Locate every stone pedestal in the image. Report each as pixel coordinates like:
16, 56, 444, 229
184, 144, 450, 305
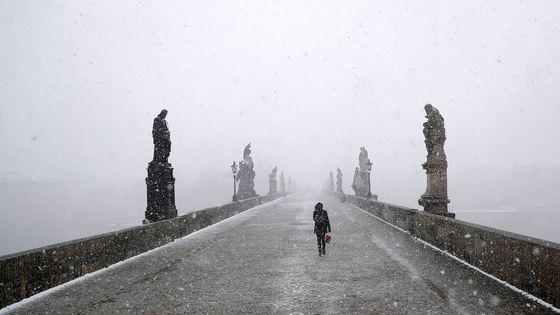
145, 161, 177, 222
352, 170, 372, 198
419, 161, 453, 218
363, 171, 372, 198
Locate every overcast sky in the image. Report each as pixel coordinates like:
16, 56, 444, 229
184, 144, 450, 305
1, 0, 560, 201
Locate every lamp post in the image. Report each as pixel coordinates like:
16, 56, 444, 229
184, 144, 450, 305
231, 161, 238, 202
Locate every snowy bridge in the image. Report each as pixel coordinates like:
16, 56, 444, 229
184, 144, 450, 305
1, 193, 558, 314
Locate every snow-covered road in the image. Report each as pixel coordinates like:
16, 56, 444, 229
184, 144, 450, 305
2, 193, 554, 314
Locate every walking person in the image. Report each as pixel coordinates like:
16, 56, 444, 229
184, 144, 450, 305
313, 202, 331, 256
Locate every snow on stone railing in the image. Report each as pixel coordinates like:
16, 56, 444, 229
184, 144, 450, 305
0, 193, 287, 309
336, 193, 560, 309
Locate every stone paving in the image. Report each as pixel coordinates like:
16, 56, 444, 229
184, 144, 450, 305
2, 193, 555, 314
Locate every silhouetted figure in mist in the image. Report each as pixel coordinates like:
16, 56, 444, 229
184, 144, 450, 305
313, 202, 331, 256
152, 109, 171, 163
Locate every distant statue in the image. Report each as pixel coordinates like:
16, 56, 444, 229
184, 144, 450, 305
145, 109, 177, 223
419, 104, 452, 217
336, 168, 344, 194
237, 143, 257, 199
352, 147, 375, 199
269, 167, 278, 194
152, 109, 171, 163
288, 177, 292, 192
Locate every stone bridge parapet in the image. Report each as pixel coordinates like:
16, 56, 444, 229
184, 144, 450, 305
340, 193, 560, 309
0, 193, 286, 308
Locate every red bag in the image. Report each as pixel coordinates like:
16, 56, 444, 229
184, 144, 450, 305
325, 234, 331, 244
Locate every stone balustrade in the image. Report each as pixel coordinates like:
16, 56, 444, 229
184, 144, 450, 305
340, 193, 560, 308
0, 193, 286, 308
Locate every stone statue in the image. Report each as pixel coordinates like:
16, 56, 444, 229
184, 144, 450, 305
237, 143, 257, 200
145, 109, 177, 223
328, 171, 335, 192
358, 147, 372, 172
269, 167, 278, 194
152, 109, 171, 163
352, 147, 375, 198
419, 104, 453, 217
423, 104, 446, 161
243, 143, 252, 162
336, 167, 344, 194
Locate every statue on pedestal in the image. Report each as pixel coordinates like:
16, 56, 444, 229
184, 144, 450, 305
351, 147, 374, 198
336, 167, 344, 194
269, 167, 278, 194
145, 109, 177, 223
418, 104, 453, 218
237, 143, 257, 200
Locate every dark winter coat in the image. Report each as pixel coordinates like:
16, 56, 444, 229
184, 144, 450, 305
313, 209, 331, 234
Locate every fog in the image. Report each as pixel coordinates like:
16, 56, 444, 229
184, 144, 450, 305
1, 1, 560, 255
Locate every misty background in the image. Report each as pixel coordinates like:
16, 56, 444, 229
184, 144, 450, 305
1, 1, 560, 255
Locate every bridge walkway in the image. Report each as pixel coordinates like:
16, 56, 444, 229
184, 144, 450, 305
3, 193, 553, 314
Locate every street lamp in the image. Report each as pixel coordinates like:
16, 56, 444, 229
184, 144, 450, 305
231, 161, 238, 202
